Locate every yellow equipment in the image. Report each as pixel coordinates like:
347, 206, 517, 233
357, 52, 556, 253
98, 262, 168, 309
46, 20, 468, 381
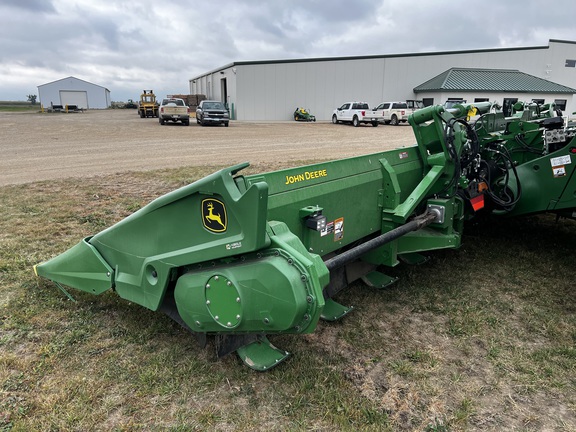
138, 90, 159, 118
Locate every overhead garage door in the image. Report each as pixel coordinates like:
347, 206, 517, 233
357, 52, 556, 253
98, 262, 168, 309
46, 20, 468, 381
60, 90, 88, 109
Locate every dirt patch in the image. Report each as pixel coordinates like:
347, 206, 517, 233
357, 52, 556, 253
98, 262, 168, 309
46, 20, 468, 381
0, 110, 416, 186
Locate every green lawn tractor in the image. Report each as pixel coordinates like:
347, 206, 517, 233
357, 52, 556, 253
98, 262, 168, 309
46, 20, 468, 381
293, 107, 316, 122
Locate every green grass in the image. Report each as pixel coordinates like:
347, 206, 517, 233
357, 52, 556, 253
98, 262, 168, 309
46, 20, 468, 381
1, 167, 575, 431
0, 106, 39, 113
0, 101, 39, 112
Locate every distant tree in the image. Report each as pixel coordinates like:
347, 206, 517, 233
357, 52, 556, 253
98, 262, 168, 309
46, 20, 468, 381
27, 94, 37, 105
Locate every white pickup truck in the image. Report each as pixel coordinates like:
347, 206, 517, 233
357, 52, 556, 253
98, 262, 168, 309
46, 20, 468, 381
331, 102, 383, 127
159, 98, 190, 126
374, 101, 409, 125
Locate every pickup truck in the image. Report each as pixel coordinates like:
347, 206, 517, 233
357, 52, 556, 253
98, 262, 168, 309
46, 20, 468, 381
196, 100, 230, 127
331, 102, 382, 127
159, 98, 190, 126
406, 99, 424, 113
373, 101, 409, 126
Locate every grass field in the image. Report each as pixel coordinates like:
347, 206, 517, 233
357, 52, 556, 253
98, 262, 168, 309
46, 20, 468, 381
0, 101, 40, 113
0, 166, 575, 431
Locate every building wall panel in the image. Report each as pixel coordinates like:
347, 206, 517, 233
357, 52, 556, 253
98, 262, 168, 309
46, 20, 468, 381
190, 40, 576, 121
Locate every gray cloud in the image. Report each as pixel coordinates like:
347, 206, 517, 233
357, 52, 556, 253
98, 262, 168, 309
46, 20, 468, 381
2, 0, 56, 13
1, 0, 576, 102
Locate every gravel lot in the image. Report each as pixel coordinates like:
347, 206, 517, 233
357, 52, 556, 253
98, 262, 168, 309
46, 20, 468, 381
0, 109, 416, 186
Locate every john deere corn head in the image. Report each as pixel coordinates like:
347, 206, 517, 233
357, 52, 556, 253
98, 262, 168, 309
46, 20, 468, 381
35, 101, 576, 370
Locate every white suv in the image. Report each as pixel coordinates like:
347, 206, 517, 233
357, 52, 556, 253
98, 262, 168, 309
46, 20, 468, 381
374, 101, 409, 125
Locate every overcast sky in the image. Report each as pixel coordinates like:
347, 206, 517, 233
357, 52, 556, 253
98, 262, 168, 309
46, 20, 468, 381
3, 0, 576, 103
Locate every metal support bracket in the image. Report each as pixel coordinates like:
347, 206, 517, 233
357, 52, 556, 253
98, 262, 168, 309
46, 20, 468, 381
236, 336, 290, 371
320, 298, 354, 321
398, 252, 430, 265
361, 271, 399, 289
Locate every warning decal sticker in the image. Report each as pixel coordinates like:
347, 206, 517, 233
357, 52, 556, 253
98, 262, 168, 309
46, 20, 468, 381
550, 155, 572, 167
334, 217, 344, 241
553, 166, 567, 177
550, 155, 571, 178
321, 221, 334, 237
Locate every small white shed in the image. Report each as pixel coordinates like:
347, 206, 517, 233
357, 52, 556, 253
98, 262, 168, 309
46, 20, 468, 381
38, 76, 111, 110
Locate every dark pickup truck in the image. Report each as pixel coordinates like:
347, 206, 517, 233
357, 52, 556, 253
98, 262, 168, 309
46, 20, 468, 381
196, 100, 230, 127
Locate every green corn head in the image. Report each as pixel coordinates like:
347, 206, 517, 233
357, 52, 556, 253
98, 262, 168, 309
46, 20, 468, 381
35, 101, 576, 370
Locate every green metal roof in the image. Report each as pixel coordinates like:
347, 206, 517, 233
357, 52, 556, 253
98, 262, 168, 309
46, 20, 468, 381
414, 68, 576, 94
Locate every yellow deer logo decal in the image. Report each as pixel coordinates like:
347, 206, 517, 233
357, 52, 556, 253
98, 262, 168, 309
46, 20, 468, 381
202, 198, 227, 233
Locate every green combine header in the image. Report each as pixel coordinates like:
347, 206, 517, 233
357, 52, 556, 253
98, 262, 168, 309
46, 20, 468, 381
35, 101, 576, 370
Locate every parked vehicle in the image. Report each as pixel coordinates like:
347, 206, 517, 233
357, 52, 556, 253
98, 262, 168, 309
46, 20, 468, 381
374, 101, 409, 125
159, 98, 190, 126
294, 107, 316, 122
138, 90, 159, 118
406, 100, 424, 113
125, 99, 138, 109
196, 100, 230, 127
443, 99, 467, 110
331, 102, 383, 127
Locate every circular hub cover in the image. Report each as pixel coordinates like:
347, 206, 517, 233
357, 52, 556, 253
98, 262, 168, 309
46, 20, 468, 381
204, 275, 242, 329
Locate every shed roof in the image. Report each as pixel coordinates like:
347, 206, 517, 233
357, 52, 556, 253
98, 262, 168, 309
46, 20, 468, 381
38, 76, 110, 92
414, 68, 576, 94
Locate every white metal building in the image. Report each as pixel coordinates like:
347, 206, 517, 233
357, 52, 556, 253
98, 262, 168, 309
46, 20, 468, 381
38, 76, 111, 110
189, 39, 576, 121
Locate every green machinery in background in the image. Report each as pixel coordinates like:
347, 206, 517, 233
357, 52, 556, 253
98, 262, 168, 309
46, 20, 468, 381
35, 101, 576, 370
293, 107, 316, 122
